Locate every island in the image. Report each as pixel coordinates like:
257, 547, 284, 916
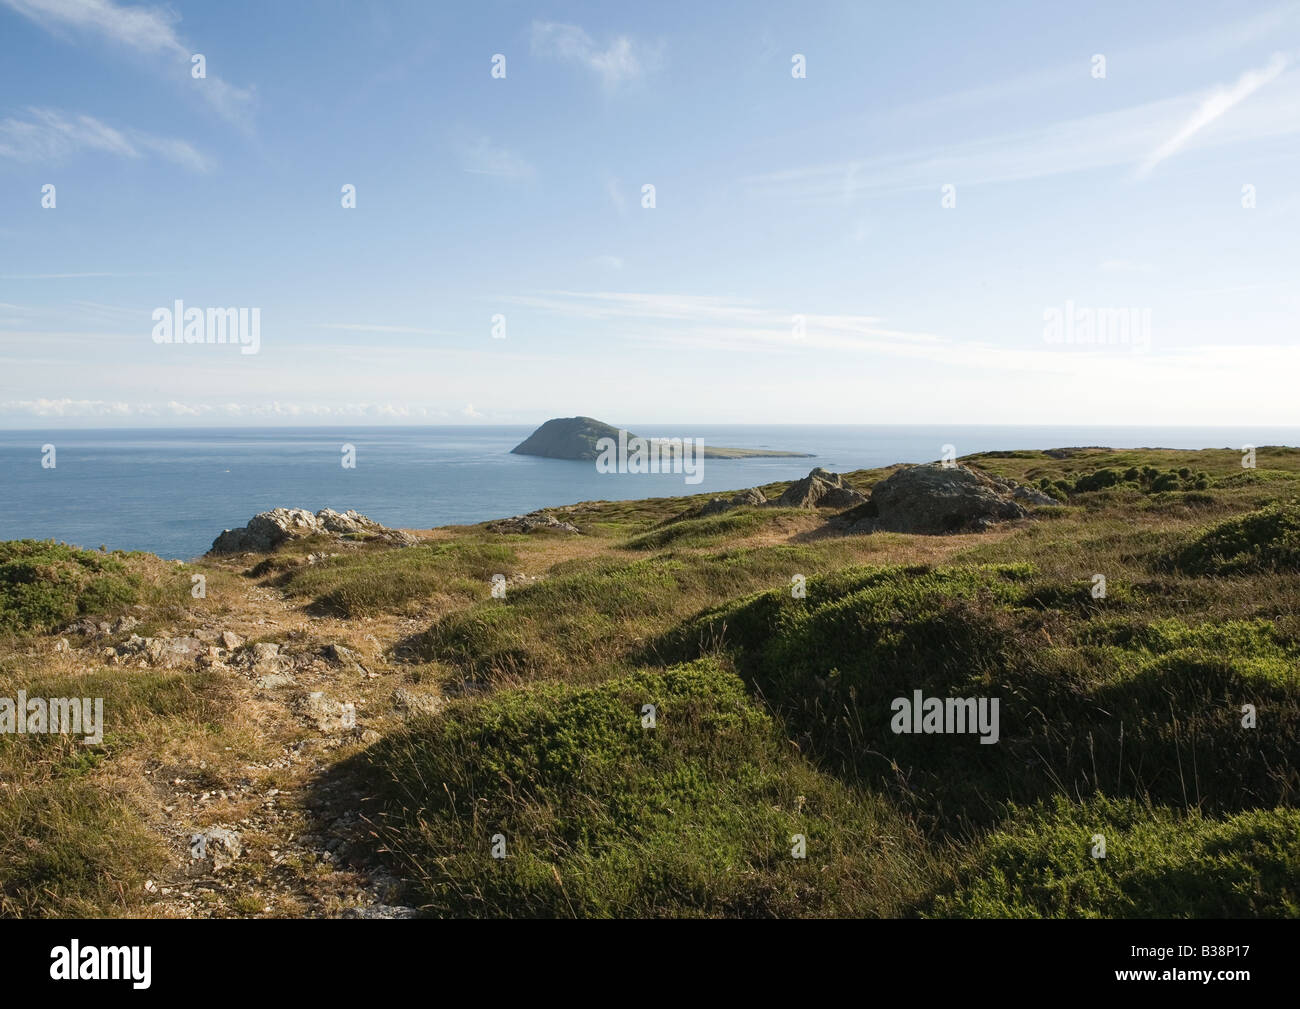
509, 416, 814, 460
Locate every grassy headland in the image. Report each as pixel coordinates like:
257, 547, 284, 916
2, 445, 1298, 917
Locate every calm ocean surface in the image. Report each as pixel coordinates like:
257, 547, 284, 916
3, 425, 1297, 559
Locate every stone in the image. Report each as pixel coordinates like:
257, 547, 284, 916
323, 643, 363, 668
699, 487, 768, 516
392, 687, 444, 719
208, 507, 417, 554
297, 692, 353, 733
485, 510, 581, 534
220, 630, 244, 650
118, 635, 204, 668
774, 467, 868, 509
844, 463, 1036, 534
340, 905, 422, 919
197, 827, 243, 869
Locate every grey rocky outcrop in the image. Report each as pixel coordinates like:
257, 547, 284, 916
119, 634, 205, 668
844, 463, 1044, 534
699, 487, 768, 516
209, 507, 417, 554
775, 468, 867, 509
484, 510, 581, 534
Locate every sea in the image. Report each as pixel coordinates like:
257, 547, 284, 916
2, 425, 1297, 560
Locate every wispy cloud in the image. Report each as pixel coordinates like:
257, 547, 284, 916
744, 64, 1300, 202
0, 398, 473, 419
1136, 53, 1291, 177
0, 107, 210, 170
315, 322, 461, 336
1098, 259, 1157, 274
1, 0, 256, 127
504, 290, 943, 354
455, 136, 534, 179
530, 21, 657, 90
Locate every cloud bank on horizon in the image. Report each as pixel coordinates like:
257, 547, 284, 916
2, 0, 1298, 427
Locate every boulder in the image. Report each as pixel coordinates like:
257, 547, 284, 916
775, 468, 867, 509
485, 510, 581, 534
845, 463, 1035, 534
699, 487, 768, 516
209, 508, 417, 554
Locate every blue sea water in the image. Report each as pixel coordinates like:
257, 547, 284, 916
1, 425, 1297, 559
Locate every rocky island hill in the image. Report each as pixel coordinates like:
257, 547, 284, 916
510, 416, 814, 460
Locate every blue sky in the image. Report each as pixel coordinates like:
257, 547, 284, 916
2, 0, 1298, 427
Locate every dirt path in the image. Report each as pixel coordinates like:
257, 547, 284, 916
95, 571, 439, 918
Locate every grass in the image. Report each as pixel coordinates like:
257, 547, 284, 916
358, 661, 935, 917
280, 541, 520, 617
0, 665, 231, 917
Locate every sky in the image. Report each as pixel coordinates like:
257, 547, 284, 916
1, 0, 1298, 428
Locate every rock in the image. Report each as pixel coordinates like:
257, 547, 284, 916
118, 634, 204, 668
1011, 484, 1060, 506
485, 510, 581, 534
54, 638, 69, 652
297, 692, 354, 733
197, 827, 243, 869
241, 641, 283, 676
392, 687, 444, 719
340, 905, 421, 919
256, 673, 297, 689
775, 468, 867, 509
208, 507, 416, 554
64, 614, 139, 639
844, 463, 1034, 534
699, 487, 768, 516
220, 630, 244, 650
323, 643, 363, 668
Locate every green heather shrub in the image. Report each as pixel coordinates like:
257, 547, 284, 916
662, 566, 1300, 825
927, 796, 1300, 918
360, 661, 931, 917
0, 540, 140, 634
1065, 466, 1213, 498
1172, 503, 1300, 575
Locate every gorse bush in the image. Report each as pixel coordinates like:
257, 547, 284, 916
1065, 466, 1211, 496
0, 540, 140, 634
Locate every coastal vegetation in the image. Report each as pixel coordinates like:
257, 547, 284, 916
2, 445, 1298, 917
